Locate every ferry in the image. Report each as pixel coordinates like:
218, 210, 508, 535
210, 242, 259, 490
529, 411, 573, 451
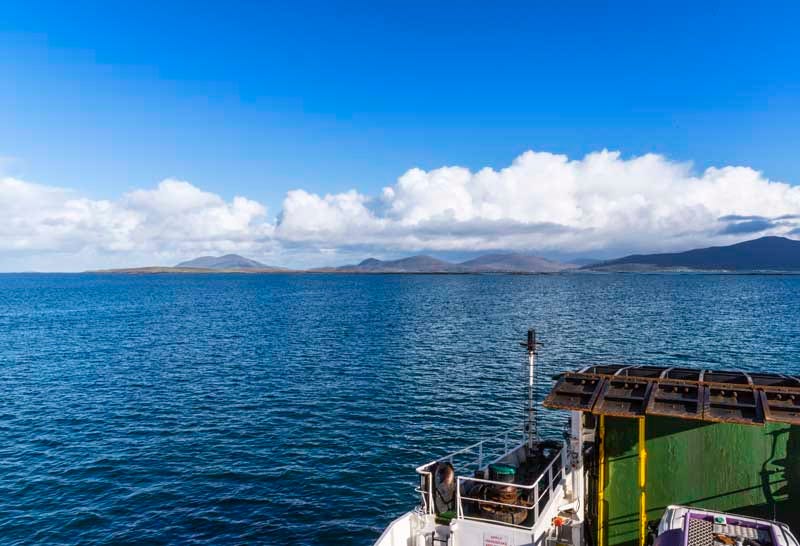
375, 330, 800, 546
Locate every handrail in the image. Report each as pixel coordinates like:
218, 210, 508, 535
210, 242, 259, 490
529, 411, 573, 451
458, 495, 532, 511
455, 443, 567, 530
415, 427, 525, 474
415, 427, 526, 515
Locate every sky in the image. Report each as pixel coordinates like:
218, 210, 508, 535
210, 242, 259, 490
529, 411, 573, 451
2, 1, 800, 271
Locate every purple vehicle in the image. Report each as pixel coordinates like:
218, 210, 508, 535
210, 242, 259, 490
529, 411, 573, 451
655, 506, 799, 546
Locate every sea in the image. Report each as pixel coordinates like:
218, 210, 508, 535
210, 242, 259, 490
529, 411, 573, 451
1, 273, 799, 545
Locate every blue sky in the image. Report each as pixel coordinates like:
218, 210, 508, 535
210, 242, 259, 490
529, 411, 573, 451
2, 1, 800, 270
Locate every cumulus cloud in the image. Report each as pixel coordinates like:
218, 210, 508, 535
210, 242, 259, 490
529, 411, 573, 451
2, 149, 800, 270
276, 189, 383, 241
276, 150, 800, 254
0, 177, 274, 267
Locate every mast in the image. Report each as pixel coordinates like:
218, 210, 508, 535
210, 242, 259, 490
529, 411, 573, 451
520, 329, 542, 451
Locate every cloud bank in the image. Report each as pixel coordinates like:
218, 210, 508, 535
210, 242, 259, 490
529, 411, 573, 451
0, 178, 274, 270
3, 149, 800, 270
275, 150, 800, 256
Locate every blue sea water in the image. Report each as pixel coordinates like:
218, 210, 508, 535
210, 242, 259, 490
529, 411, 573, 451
1, 273, 799, 545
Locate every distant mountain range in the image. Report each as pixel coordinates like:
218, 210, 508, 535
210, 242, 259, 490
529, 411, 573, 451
93, 254, 286, 274
311, 253, 575, 273
584, 236, 800, 272
460, 253, 571, 273
94, 252, 575, 274
176, 254, 279, 270
90, 236, 800, 274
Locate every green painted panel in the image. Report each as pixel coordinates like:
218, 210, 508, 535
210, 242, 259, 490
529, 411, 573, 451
644, 416, 800, 531
601, 415, 800, 546
603, 417, 640, 546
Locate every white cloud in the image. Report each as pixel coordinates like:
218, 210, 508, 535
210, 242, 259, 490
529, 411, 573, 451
276, 189, 383, 241
276, 150, 800, 254
2, 149, 800, 270
122, 179, 272, 250
0, 177, 274, 270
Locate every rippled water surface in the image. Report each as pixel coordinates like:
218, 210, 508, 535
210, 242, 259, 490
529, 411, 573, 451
1, 273, 799, 545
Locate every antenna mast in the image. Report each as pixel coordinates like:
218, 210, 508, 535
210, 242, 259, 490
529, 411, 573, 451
520, 329, 543, 452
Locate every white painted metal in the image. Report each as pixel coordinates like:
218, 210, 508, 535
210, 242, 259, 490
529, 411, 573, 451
374, 512, 434, 546
376, 428, 586, 546
565, 411, 586, 546
528, 350, 535, 451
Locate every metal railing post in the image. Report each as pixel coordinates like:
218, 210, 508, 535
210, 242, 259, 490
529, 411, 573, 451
456, 478, 463, 519
428, 473, 435, 515
534, 482, 540, 521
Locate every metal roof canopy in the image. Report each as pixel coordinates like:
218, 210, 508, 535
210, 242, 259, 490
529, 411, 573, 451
542, 365, 800, 426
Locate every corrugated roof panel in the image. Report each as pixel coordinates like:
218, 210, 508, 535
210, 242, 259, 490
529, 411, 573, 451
760, 389, 800, 425
704, 371, 752, 385
750, 373, 800, 388
580, 364, 629, 375
618, 366, 664, 379
663, 368, 703, 382
542, 373, 604, 411
645, 381, 704, 420
703, 385, 763, 425
592, 378, 652, 418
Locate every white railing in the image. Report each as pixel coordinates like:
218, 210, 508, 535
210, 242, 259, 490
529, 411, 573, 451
415, 428, 526, 516
456, 444, 566, 529
456, 445, 566, 529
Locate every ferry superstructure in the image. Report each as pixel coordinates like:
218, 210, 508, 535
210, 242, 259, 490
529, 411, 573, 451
376, 331, 800, 546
